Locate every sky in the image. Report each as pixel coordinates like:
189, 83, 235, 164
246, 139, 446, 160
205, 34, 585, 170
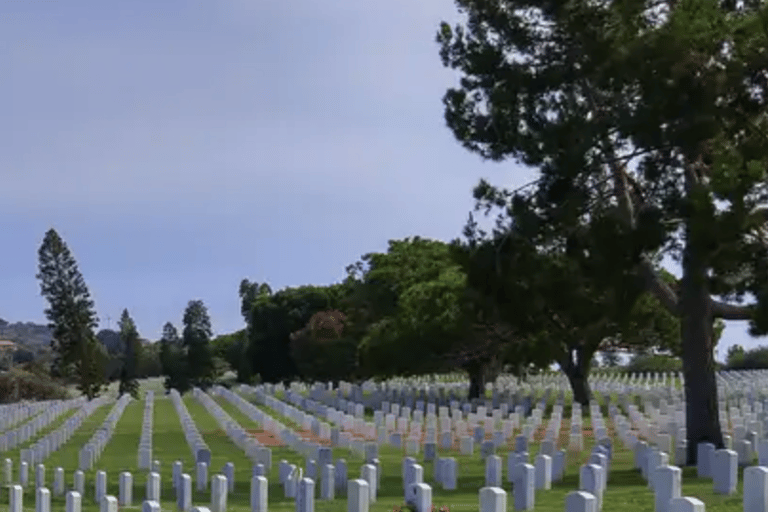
1, 0, 762, 361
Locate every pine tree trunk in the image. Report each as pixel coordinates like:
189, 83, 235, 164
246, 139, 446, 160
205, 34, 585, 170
681, 244, 724, 465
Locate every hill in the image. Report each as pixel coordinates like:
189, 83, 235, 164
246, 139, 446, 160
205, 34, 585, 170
0, 318, 52, 347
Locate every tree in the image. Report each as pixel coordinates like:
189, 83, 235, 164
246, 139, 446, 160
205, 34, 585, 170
245, 285, 343, 383
452, 221, 684, 405
726, 344, 746, 367
351, 237, 535, 397
239, 280, 272, 323
36, 228, 105, 399
289, 310, 359, 384
159, 321, 190, 393
182, 300, 214, 389
117, 309, 141, 399
437, 0, 768, 463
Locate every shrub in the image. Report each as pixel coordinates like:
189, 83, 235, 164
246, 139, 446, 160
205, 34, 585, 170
0, 367, 70, 403
726, 346, 768, 370
624, 354, 682, 373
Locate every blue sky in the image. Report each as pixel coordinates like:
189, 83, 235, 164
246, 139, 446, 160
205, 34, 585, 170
1, 0, 761, 360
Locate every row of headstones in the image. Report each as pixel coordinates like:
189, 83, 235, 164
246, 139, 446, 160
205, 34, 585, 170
254, 378, 610, 486
218, 386, 344, 465
191, 388, 263, 458
6, 470, 228, 512
255, 383, 575, 469
193, 388, 283, 470
0, 398, 84, 453
3, 449, 714, 512
339, 369, 665, 396
138, 391, 155, 470
168, 389, 212, 466
248, 389, 340, 440
637, 444, 768, 512
278, 384, 577, 460
268, 385, 522, 451
212, 386, 334, 474
278, 382, 569, 448
79, 395, 132, 471
248, 386, 412, 460
0, 400, 56, 433
211, 387, 287, 437
289, 372, 611, 412
19, 396, 107, 468
6, 458, 369, 512
240, 384, 604, 509
1, 473, 645, 512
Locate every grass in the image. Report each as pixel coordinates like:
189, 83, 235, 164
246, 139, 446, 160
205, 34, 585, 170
0, 378, 746, 511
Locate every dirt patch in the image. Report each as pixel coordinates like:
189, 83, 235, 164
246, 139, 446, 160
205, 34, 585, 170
204, 428, 334, 448
205, 428, 284, 447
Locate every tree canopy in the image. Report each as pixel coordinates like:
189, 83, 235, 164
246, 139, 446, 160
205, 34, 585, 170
36, 229, 105, 400
436, 0, 768, 462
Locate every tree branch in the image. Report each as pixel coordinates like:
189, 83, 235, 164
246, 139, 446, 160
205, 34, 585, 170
711, 300, 754, 320
579, 79, 683, 316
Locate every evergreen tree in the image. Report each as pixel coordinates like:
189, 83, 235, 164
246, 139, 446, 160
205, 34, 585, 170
117, 309, 141, 398
36, 228, 105, 399
159, 321, 190, 393
182, 300, 214, 389
436, 0, 768, 463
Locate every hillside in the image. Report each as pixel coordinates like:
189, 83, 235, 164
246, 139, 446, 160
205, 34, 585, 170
0, 318, 148, 353
0, 318, 52, 347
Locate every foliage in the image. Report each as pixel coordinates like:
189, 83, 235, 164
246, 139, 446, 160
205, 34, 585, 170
451, 221, 681, 403
210, 330, 249, 382
159, 321, 190, 393
239, 279, 272, 323
117, 309, 141, 399
725, 345, 768, 370
353, 239, 487, 377
289, 310, 357, 383
625, 354, 683, 374
436, 0, 768, 458
76, 335, 108, 399
36, 228, 105, 399
136, 341, 162, 378
245, 284, 346, 383
182, 300, 215, 390
0, 367, 70, 403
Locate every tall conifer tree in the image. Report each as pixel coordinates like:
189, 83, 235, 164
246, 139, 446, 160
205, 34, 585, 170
36, 228, 105, 399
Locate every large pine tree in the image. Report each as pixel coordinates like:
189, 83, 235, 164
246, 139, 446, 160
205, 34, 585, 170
36, 228, 105, 399
182, 300, 214, 389
118, 309, 141, 398
436, 0, 768, 463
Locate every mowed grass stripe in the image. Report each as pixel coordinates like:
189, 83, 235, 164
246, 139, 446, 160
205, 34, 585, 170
151, 396, 197, 509
91, 399, 144, 500
44, 401, 114, 478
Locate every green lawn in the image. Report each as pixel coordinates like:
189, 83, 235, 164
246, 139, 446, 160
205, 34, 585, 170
0, 380, 746, 511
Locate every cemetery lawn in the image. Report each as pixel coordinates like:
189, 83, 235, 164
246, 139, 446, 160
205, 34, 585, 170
0, 384, 744, 512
